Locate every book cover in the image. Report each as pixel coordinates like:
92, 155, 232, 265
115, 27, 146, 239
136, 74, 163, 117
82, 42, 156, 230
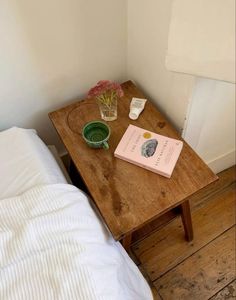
114, 124, 183, 178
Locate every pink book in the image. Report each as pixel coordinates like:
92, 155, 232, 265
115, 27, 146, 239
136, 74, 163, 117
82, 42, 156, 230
114, 124, 183, 178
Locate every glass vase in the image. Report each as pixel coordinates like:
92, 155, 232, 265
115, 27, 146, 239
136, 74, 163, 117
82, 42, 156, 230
97, 97, 117, 121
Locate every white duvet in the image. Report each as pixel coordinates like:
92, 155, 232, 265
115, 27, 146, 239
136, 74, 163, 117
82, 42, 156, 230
0, 184, 152, 300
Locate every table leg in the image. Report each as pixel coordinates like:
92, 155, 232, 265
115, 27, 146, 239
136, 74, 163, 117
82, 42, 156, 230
180, 200, 193, 242
121, 233, 132, 252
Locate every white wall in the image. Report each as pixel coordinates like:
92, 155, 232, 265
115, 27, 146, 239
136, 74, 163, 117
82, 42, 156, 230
166, 0, 235, 83
127, 0, 235, 173
0, 0, 127, 152
127, 0, 195, 131
183, 79, 235, 173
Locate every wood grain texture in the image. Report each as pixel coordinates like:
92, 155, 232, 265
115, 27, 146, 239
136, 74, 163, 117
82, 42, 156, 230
210, 280, 236, 300
121, 233, 132, 252
132, 209, 179, 243
189, 165, 236, 210
154, 227, 236, 300
49, 80, 218, 241
131, 166, 235, 245
133, 186, 236, 280
180, 200, 193, 241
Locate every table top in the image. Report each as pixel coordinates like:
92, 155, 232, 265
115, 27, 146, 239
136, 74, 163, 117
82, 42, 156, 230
49, 81, 218, 241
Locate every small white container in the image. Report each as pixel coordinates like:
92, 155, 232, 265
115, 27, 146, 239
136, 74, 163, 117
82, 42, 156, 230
129, 97, 147, 120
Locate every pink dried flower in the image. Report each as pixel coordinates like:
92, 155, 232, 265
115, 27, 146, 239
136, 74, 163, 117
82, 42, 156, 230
87, 80, 124, 100
110, 82, 124, 98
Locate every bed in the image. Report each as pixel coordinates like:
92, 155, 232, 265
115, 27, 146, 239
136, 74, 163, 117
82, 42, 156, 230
0, 127, 153, 300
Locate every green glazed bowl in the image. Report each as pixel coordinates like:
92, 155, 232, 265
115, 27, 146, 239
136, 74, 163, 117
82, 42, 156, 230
82, 121, 110, 149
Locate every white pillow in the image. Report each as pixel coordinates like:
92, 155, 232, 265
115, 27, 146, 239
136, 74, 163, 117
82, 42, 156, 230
0, 127, 67, 199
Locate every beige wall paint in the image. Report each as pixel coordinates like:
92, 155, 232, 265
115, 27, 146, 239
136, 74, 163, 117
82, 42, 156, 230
127, 0, 195, 131
166, 0, 235, 83
127, 0, 235, 172
0, 0, 127, 152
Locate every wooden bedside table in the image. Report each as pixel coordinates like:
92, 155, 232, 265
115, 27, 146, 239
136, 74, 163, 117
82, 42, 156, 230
49, 81, 218, 251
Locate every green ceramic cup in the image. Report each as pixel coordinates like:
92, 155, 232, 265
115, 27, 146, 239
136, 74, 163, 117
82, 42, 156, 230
82, 121, 110, 149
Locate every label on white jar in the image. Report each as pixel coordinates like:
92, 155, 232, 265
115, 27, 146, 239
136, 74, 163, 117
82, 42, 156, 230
129, 98, 147, 120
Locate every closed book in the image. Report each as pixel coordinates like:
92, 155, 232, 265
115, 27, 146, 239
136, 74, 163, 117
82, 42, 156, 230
114, 124, 183, 178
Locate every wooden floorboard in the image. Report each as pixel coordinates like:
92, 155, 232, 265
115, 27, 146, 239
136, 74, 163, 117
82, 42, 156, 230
189, 166, 236, 210
133, 185, 235, 280
209, 279, 236, 300
154, 227, 235, 300
130, 166, 236, 299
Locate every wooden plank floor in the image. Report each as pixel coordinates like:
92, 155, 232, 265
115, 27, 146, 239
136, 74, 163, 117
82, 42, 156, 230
131, 166, 236, 300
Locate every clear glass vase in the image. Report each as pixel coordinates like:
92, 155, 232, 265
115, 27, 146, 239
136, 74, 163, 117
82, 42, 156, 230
97, 97, 117, 121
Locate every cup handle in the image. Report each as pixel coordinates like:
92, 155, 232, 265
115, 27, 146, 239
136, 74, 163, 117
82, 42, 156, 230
102, 141, 109, 149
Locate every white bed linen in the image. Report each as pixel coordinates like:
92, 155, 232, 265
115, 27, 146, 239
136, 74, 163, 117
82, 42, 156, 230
0, 184, 152, 300
0, 127, 67, 199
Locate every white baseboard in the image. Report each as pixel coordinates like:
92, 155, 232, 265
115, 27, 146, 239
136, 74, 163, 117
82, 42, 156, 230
207, 149, 236, 174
